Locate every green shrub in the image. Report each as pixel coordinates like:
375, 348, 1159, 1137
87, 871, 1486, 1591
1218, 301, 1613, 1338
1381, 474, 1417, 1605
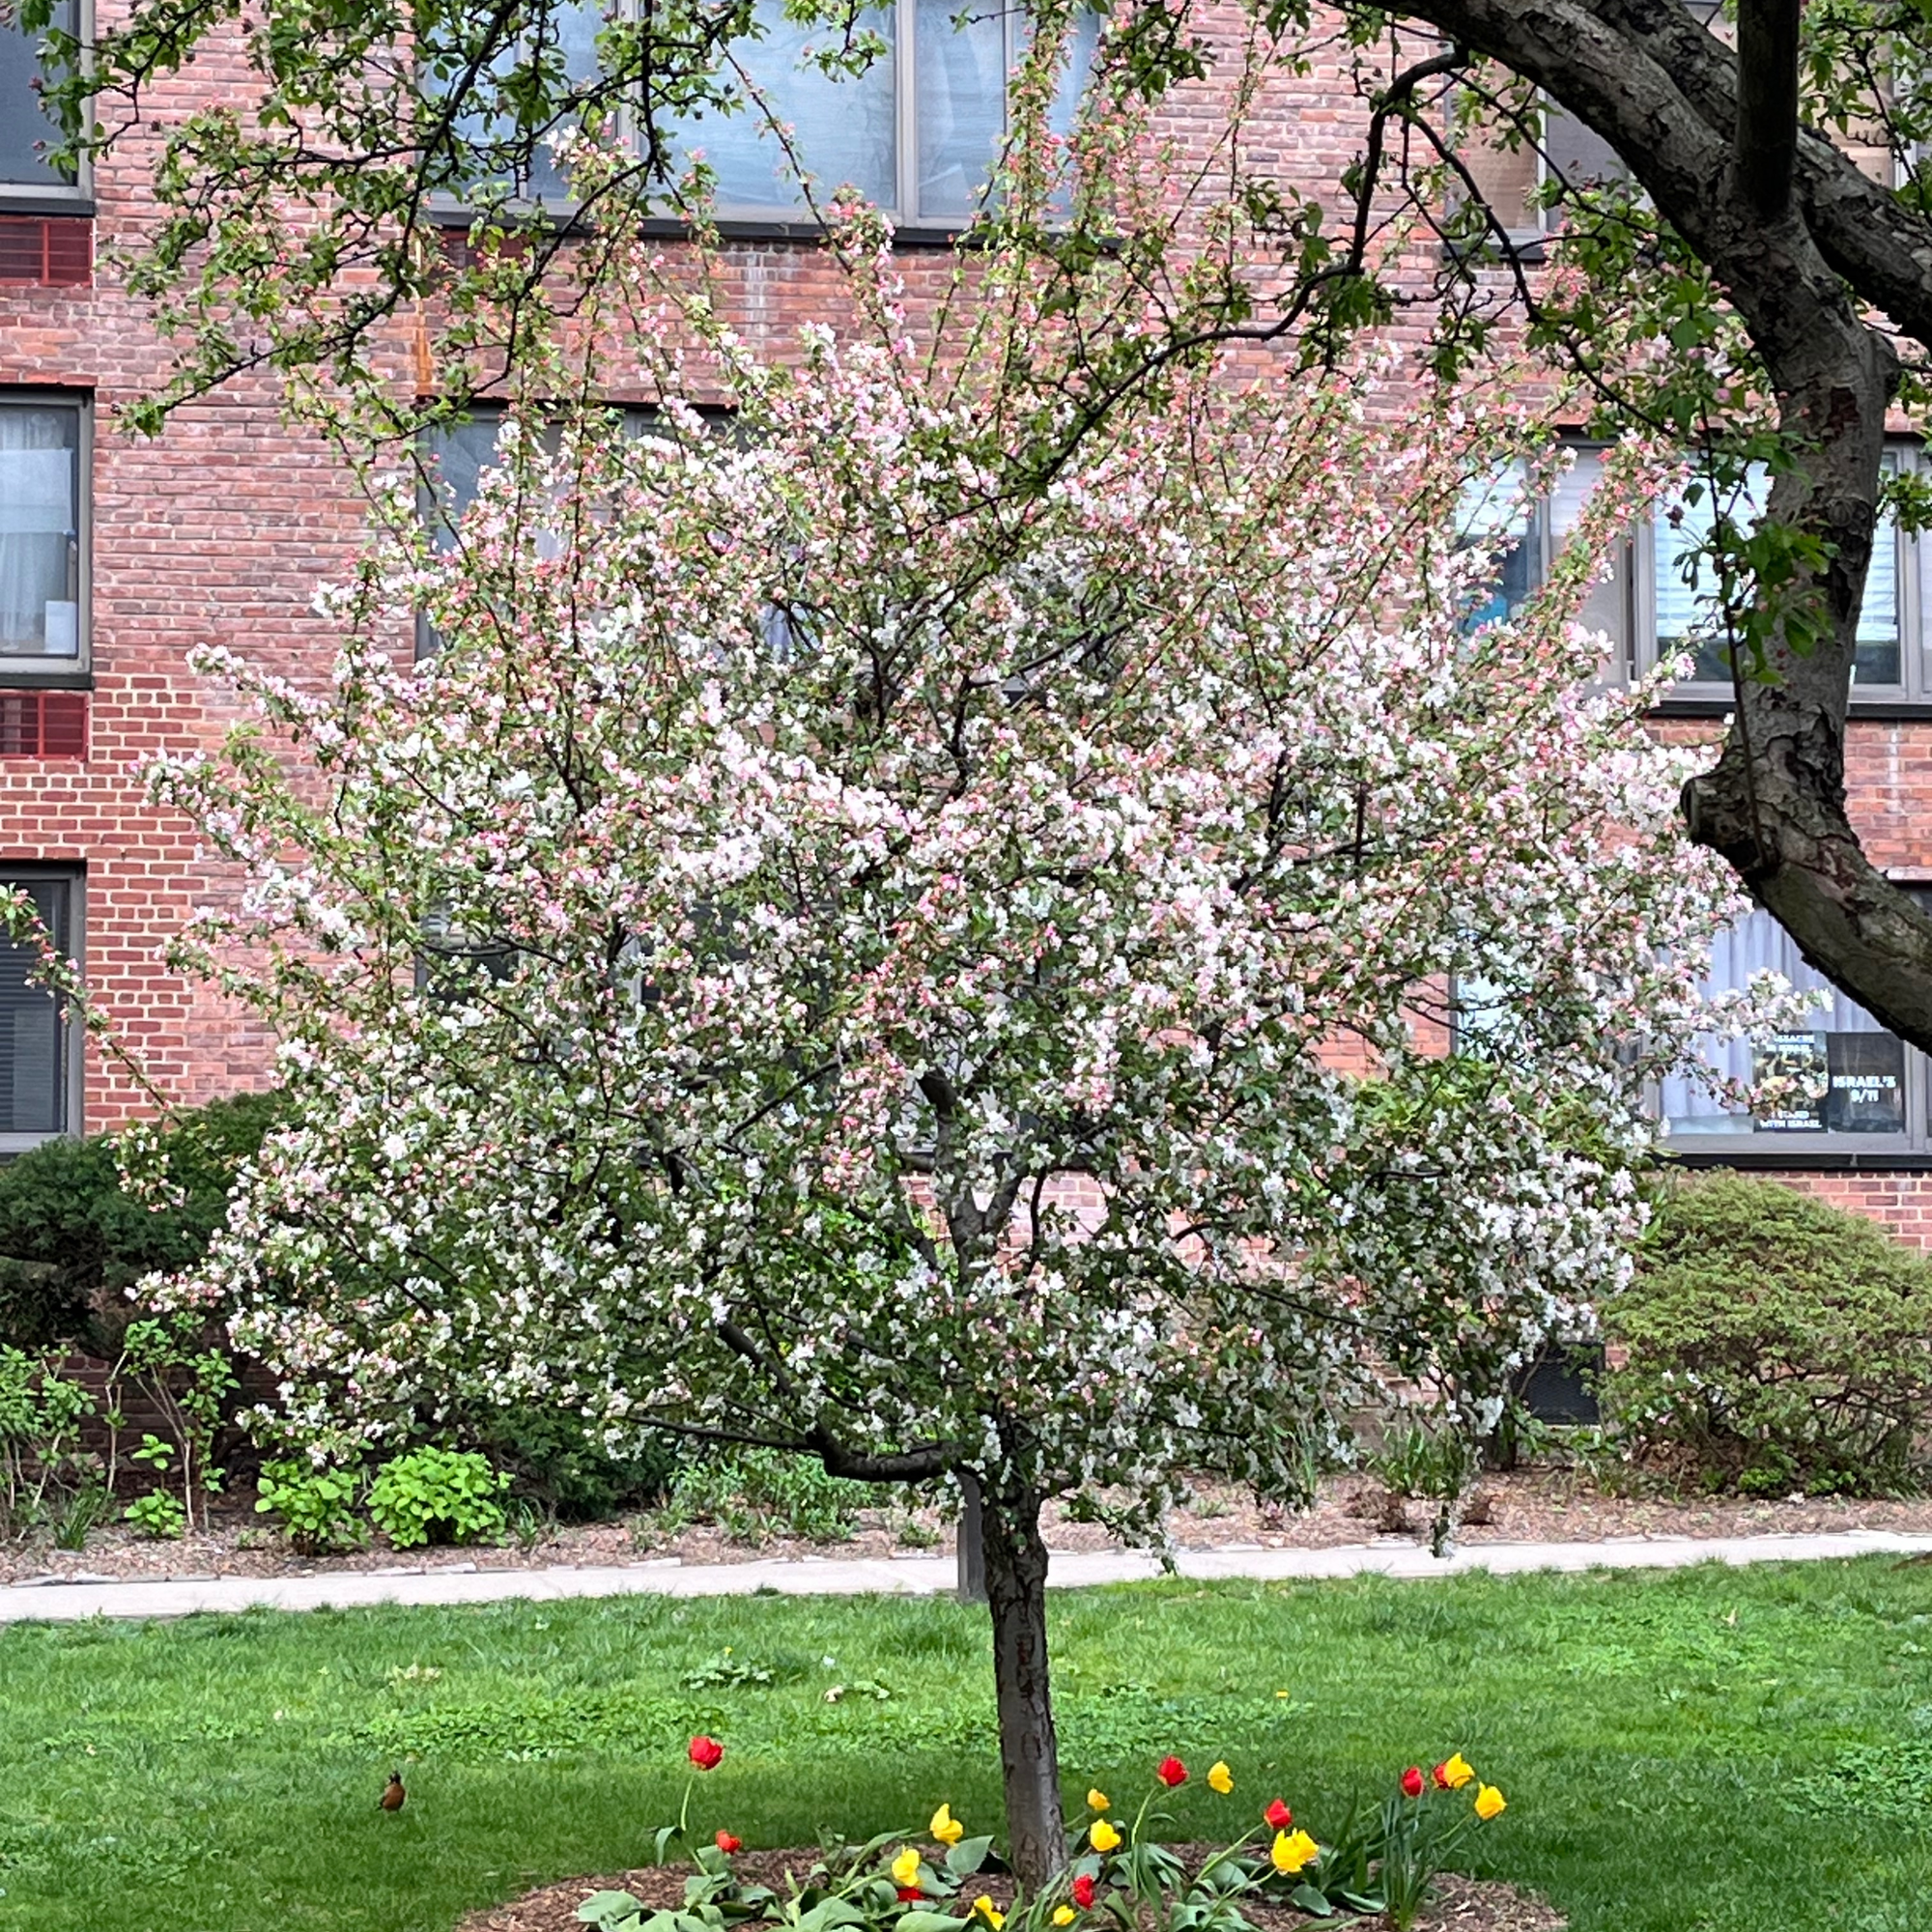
1600, 1174, 1932, 1495
367, 1446, 511, 1548
0, 1092, 284, 1350
663, 1446, 874, 1544
255, 1458, 367, 1554
470, 1406, 679, 1523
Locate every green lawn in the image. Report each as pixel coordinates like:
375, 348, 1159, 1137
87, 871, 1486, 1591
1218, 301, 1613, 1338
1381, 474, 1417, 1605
0, 1560, 1927, 1931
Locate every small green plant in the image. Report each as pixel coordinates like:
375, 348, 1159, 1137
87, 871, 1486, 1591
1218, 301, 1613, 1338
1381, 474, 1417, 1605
1369, 1419, 1483, 1557
367, 1446, 512, 1548
681, 1647, 775, 1691
52, 1484, 113, 1551
111, 1317, 236, 1533
0, 1346, 98, 1538
125, 1488, 187, 1539
255, 1458, 366, 1555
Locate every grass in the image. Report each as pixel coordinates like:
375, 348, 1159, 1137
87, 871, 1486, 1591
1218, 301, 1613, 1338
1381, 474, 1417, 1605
0, 1559, 1928, 1931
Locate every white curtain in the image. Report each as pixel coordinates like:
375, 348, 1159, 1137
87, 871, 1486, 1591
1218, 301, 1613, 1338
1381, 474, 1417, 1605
915, 0, 1007, 219
1661, 907, 1899, 1136
671, 1, 896, 212
1655, 464, 1899, 683
0, 408, 78, 658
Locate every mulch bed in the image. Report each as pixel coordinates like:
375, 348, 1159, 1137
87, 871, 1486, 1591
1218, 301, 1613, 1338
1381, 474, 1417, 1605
453, 1850, 1564, 1932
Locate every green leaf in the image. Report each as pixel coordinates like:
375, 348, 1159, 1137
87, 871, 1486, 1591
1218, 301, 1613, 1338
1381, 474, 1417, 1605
575, 1893, 644, 1927
895, 1913, 971, 1932
945, 1836, 993, 1878
1288, 1885, 1333, 1917
793, 1899, 867, 1932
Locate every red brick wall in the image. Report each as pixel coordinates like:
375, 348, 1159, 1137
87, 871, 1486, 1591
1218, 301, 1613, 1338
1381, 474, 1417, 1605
5, 5, 1932, 1245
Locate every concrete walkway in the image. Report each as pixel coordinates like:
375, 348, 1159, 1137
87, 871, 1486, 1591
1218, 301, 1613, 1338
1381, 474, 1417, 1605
3, 1527, 1929, 1625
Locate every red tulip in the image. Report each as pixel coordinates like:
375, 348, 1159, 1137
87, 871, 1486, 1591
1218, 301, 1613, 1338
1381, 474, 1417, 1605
1401, 1767, 1425, 1799
1071, 1877, 1096, 1911
897, 1889, 923, 1903
1431, 1762, 1451, 1790
715, 1831, 742, 1854
1264, 1799, 1293, 1831
1156, 1756, 1188, 1787
689, 1734, 724, 1771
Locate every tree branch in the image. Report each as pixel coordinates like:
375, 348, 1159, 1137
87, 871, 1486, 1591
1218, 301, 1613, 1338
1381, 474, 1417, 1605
1735, 0, 1801, 219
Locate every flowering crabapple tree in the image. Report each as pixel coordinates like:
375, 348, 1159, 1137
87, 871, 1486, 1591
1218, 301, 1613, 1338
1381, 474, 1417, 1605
134, 231, 1762, 1878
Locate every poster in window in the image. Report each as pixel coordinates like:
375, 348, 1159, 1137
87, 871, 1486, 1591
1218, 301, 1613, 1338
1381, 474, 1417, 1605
1753, 1032, 1829, 1132
1825, 1031, 1907, 1134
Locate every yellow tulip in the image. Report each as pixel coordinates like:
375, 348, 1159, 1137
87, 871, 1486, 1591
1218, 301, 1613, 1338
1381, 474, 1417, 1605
891, 1849, 922, 1889
1474, 1784, 1507, 1822
1207, 1761, 1234, 1795
930, 1804, 965, 1848
1089, 1819, 1122, 1854
1053, 1911, 1075, 1927
1269, 1829, 1319, 1876
1439, 1752, 1475, 1791
973, 1897, 1005, 1931
1087, 1788, 1110, 1813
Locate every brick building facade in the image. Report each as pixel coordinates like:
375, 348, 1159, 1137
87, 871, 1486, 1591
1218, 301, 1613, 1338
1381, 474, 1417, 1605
3, 3, 1931, 1236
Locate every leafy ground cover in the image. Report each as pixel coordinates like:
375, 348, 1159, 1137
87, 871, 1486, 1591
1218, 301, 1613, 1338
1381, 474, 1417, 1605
0, 1561, 1925, 1932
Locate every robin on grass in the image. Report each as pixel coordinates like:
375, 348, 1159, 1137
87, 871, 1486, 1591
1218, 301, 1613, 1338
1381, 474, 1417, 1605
380, 1772, 406, 1812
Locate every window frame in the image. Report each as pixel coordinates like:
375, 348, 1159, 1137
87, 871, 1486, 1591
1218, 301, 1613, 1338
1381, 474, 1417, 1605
0, 865, 82, 1153
0, 389, 91, 686
0, 0, 92, 211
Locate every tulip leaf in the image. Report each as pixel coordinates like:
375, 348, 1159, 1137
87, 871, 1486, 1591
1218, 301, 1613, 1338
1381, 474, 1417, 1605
945, 1837, 994, 1877
896, 1912, 972, 1932
576, 1894, 644, 1928
793, 1900, 868, 1932
1288, 1885, 1334, 1917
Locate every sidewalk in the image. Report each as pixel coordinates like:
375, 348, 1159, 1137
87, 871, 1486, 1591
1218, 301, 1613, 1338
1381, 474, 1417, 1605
4, 1527, 1929, 1625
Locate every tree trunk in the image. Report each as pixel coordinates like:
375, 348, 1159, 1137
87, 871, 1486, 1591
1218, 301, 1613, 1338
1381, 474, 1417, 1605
980, 1480, 1065, 1890
957, 1468, 988, 1605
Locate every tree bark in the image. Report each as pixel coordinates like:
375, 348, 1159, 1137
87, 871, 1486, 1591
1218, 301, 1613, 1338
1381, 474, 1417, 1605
957, 1467, 988, 1605
980, 1478, 1065, 1890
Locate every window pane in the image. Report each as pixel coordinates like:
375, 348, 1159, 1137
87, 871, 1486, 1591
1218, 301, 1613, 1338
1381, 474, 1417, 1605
1455, 460, 1535, 628
916, 0, 1006, 221
1549, 447, 1626, 652
0, 880, 69, 1136
0, 0, 74, 186
434, 0, 605, 203
1655, 464, 1900, 685
0, 405, 80, 658
419, 413, 505, 552
673, 1, 896, 212
1044, 9, 1101, 141
1660, 906, 1908, 1138
523, 0, 607, 203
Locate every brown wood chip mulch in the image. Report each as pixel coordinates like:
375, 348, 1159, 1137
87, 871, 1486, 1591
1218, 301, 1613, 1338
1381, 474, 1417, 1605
454, 1850, 1564, 1932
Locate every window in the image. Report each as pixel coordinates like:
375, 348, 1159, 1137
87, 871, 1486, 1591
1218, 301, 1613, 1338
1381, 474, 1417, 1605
1453, 445, 1630, 673
1, 0, 80, 199
673, 0, 1096, 223
1658, 903, 1927, 1151
435, 0, 1096, 223
1463, 439, 1929, 703
0, 395, 85, 676
0, 870, 78, 1148
1642, 458, 1915, 696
